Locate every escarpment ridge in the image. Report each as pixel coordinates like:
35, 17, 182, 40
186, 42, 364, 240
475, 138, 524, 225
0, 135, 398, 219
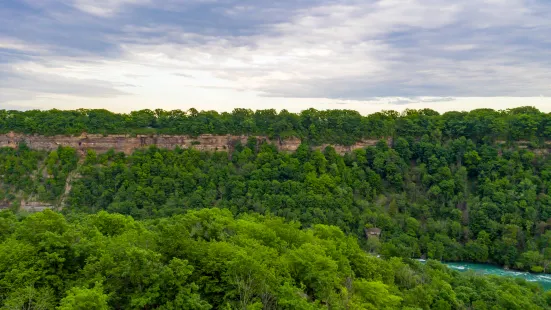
0, 132, 385, 155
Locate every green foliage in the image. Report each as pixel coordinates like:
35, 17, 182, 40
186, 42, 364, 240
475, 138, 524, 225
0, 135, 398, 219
0, 209, 547, 309
58, 283, 109, 310
47, 129, 551, 275
5, 120, 551, 274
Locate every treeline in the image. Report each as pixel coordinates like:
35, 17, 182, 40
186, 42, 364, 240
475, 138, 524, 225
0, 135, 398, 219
1, 106, 551, 145
0, 209, 547, 309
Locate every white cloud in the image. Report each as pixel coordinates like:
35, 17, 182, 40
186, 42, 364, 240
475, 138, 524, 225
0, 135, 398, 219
95, 0, 550, 99
70, 0, 151, 17
2, 0, 551, 112
0, 37, 48, 53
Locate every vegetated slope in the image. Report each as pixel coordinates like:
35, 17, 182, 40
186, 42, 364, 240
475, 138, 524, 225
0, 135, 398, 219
2, 106, 551, 308
0, 209, 547, 309
3, 130, 551, 275
0, 145, 78, 209
63, 137, 551, 274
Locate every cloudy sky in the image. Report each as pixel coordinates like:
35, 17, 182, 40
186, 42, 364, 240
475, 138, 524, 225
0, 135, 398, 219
1, 0, 551, 114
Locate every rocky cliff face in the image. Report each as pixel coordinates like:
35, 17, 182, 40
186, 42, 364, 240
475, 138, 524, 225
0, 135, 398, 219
0, 132, 385, 155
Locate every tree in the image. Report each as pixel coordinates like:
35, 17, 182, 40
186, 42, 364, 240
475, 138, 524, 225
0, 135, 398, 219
58, 284, 109, 310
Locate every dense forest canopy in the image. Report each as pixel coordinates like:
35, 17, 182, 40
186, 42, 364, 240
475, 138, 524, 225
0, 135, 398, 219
0, 209, 548, 309
0, 106, 550, 145
3, 106, 551, 308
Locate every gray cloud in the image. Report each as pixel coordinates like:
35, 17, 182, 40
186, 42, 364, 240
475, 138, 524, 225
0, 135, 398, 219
0, 70, 127, 99
247, 0, 551, 98
1, 0, 551, 104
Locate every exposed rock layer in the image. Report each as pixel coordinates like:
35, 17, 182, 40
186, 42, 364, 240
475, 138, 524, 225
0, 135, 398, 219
0, 132, 385, 155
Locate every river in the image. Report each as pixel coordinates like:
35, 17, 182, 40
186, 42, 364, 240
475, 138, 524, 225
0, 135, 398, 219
441, 261, 551, 290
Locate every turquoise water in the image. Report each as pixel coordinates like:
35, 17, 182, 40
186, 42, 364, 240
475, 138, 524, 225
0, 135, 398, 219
442, 261, 551, 290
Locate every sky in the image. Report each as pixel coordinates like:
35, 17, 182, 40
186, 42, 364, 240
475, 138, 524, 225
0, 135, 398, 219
1, 0, 551, 114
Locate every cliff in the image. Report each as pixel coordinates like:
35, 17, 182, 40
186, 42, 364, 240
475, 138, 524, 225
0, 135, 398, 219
0, 132, 385, 155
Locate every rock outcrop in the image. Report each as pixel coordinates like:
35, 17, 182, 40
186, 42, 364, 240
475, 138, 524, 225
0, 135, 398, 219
20, 200, 53, 212
0, 132, 386, 155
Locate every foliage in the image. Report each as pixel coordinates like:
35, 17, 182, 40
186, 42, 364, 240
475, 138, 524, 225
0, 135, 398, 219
0, 209, 547, 309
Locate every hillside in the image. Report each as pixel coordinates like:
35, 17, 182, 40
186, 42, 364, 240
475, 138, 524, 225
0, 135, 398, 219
2, 209, 547, 309
2, 107, 551, 308
1, 124, 551, 273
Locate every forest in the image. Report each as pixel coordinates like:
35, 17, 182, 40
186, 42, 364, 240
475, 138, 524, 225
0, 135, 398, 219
1, 209, 547, 309
2, 106, 551, 308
